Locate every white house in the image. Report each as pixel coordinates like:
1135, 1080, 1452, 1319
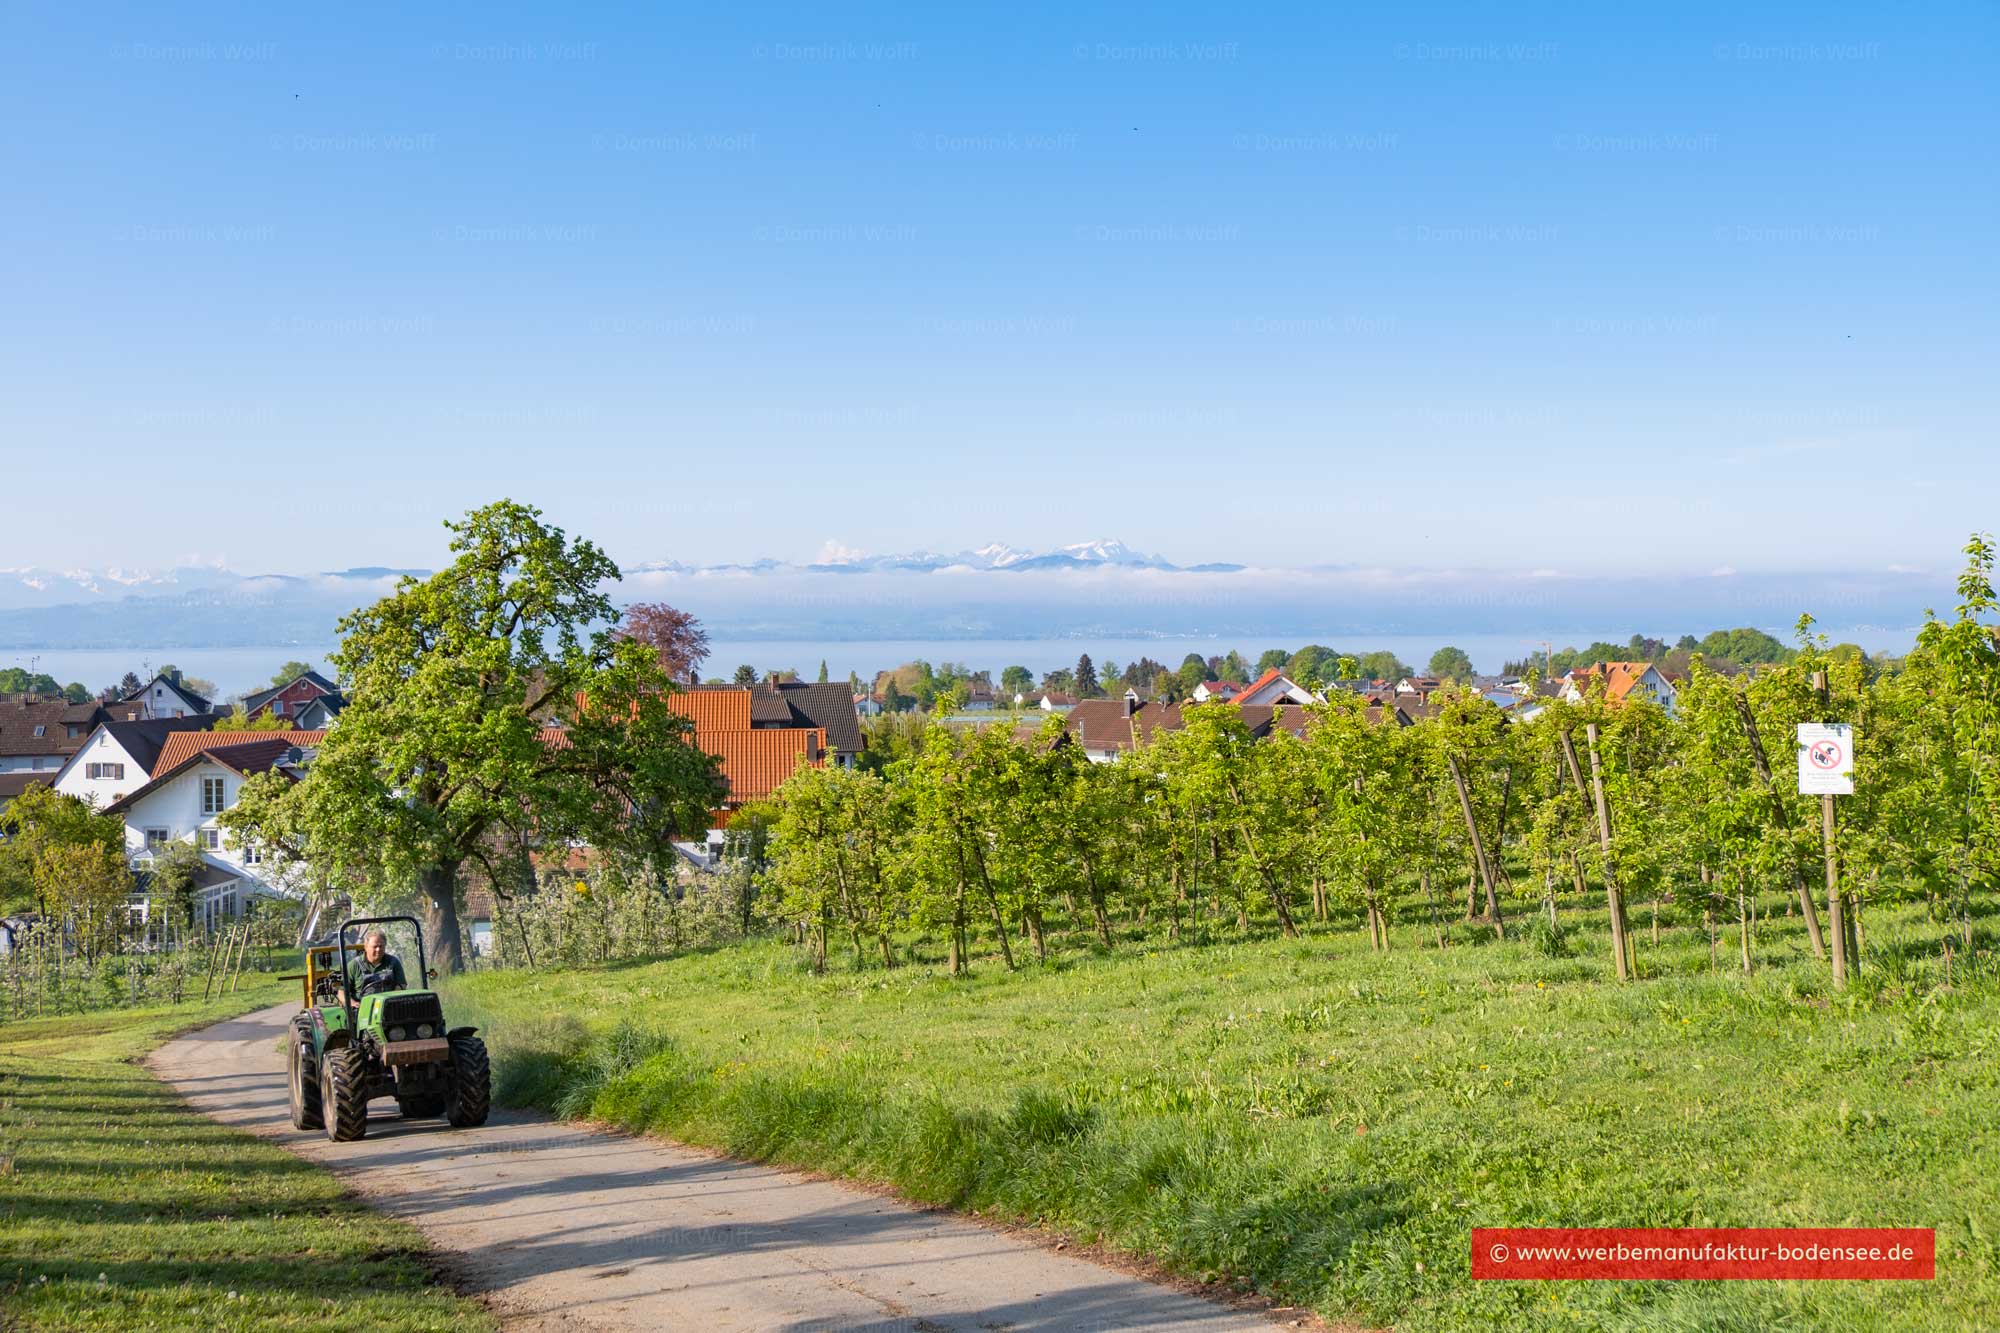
1558, 661, 1678, 715
52, 717, 216, 811
1232, 669, 1316, 707
103, 736, 313, 928
122, 672, 212, 720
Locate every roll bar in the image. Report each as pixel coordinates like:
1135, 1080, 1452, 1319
335, 915, 428, 1017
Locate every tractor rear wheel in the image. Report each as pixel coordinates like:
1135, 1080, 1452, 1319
287, 1015, 323, 1131
446, 1034, 490, 1128
320, 1046, 369, 1142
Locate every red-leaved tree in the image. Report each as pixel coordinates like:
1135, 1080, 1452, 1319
618, 602, 711, 683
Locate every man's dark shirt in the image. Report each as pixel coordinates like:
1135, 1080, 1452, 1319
346, 952, 407, 998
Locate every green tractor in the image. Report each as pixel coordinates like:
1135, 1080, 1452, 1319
284, 915, 490, 1142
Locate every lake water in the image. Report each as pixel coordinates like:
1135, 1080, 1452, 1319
4, 626, 1922, 699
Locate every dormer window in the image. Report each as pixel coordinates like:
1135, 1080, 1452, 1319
31, 725, 45, 737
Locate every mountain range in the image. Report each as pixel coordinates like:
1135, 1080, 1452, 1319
0, 544, 1946, 651
626, 538, 1244, 578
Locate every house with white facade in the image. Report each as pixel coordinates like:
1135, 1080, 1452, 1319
121, 672, 212, 720
52, 716, 217, 810
1559, 661, 1678, 715
103, 736, 314, 928
1230, 668, 1317, 707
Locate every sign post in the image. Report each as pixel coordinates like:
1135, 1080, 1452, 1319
1799, 677, 1855, 987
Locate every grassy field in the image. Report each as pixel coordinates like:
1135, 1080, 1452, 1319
447, 892, 1998, 1331
0, 978, 493, 1331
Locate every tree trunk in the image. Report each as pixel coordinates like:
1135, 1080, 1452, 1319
420, 862, 466, 976
1421, 865, 1445, 949
1739, 876, 1752, 974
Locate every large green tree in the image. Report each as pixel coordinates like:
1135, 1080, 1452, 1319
224, 501, 723, 973
1427, 645, 1475, 682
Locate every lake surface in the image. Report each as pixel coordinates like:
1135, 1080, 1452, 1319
5, 626, 1923, 699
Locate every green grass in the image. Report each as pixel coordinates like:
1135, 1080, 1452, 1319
446, 894, 1999, 1331
0, 978, 493, 1331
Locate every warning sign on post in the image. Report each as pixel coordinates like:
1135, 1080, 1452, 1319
1797, 723, 1855, 795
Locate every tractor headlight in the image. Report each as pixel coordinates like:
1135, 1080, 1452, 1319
388, 1026, 407, 1041
416, 1024, 434, 1039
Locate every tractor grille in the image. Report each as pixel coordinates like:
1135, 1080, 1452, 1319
380, 993, 444, 1031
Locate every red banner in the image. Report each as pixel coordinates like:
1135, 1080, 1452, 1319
1471, 1228, 1934, 1281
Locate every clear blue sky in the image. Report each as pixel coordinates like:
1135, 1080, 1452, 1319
3, 2, 1993, 577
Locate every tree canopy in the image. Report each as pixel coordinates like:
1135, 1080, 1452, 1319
223, 500, 725, 972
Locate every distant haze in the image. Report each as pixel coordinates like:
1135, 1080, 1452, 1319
0, 540, 1946, 679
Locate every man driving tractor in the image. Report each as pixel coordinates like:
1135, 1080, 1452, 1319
341, 927, 407, 1001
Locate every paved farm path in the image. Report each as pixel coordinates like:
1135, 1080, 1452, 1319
153, 1003, 1291, 1332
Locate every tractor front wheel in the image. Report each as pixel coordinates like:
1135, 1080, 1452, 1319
320, 1046, 369, 1142
446, 1034, 490, 1128
287, 1015, 322, 1131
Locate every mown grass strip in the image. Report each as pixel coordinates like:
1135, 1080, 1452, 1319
0, 982, 493, 1331
446, 903, 1998, 1332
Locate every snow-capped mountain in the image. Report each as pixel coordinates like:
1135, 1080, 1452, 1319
0, 565, 237, 609
772, 539, 1203, 574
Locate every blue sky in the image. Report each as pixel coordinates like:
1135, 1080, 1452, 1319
2, 1, 1993, 577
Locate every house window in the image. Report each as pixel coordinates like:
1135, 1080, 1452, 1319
203, 828, 221, 850
144, 828, 170, 852
87, 762, 126, 781
201, 776, 227, 814
273, 700, 287, 716
243, 842, 262, 865
66, 725, 79, 739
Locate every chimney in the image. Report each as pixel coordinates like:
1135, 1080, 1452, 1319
1122, 695, 1136, 719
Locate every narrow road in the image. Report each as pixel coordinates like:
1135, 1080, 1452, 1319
153, 1004, 1287, 1332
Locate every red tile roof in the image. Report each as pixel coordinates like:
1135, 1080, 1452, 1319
702, 728, 825, 802
153, 729, 326, 776
664, 689, 754, 732
604, 687, 830, 806
1566, 661, 1657, 703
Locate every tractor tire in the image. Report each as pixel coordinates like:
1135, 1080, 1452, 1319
287, 1015, 323, 1131
446, 1034, 490, 1128
319, 1046, 369, 1142
398, 1095, 448, 1120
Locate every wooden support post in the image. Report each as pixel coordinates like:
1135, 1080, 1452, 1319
1824, 794, 1845, 989
1584, 723, 1630, 982
229, 922, 251, 993
1732, 690, 1827, 960
1446, 754, 1505, 938
1813, 670, 1847, 991
199, 927, 224, 1001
